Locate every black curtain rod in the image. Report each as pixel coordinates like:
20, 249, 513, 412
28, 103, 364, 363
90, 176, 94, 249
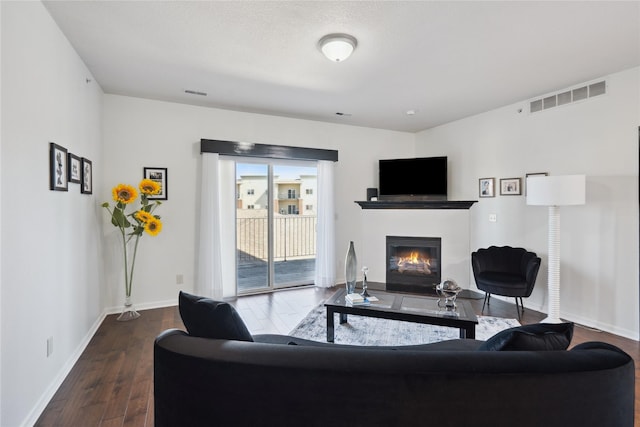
200, 139, 338, 162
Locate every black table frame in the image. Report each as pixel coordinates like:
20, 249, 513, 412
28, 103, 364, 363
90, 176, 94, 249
325, 288, 478, 343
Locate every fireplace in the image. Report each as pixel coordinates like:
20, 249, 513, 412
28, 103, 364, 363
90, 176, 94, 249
386, 236, 441, 295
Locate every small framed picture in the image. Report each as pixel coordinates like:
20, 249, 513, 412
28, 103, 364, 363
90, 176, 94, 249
525, 172, 548, 195
49, 142, 68, 191
500, 178, 522, 196
81, 158, 93, 194
68, 153, 82, 184
143, 167, 168, 200
479, 178, 495, 198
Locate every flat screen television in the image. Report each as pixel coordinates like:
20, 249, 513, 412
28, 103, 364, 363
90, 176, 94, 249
378, 156, 447, 199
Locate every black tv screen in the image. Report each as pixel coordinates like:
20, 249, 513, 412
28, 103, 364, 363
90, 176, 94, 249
379, 157, 447, 198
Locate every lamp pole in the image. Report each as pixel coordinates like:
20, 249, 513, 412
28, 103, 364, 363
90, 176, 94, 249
544, 205, 561, 323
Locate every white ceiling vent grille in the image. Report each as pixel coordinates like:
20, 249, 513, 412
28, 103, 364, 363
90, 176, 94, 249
530, 80, 606, 113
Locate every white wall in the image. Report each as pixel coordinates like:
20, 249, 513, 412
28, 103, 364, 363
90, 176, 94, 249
3, 3, 637, 425
101, 95, 415, 309
1, 2, 104, 426
415, 67, 640, 339
0, 2, 4, 422
360, 210, 471, 286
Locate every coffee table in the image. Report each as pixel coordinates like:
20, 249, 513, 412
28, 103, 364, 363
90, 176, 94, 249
324, 288, 478, 343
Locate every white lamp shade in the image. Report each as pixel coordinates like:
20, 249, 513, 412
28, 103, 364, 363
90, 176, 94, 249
526, 175, 586, 206
319, 34, 357, 62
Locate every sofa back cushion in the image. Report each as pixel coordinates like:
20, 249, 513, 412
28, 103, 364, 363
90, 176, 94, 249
478, 322, 573, 351
178, 291, 253, 342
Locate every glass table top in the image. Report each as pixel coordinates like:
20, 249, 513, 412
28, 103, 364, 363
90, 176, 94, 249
326, 288, 476, 322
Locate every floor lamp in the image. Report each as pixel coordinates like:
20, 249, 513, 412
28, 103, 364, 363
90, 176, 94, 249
526, 175, 585, 324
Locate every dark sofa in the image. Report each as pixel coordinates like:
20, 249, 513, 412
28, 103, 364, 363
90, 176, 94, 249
154, 292, 634, 426
154, 331, 634, 427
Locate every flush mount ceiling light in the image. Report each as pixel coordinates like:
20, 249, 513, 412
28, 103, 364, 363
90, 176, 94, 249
318, 33, 357, 62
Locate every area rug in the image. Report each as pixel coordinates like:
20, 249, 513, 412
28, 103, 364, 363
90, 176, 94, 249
289, 304, 520, 346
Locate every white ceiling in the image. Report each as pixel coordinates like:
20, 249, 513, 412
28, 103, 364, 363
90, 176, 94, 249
43, 1, 640, 133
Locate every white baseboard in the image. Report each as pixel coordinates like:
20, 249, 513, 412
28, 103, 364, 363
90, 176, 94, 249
478, 293, 639, 341
103, 298, 177, 315
559, 311, 640, 341
22, 298, 179, 427
513, 299, 639, 341
22, 309, 108, 427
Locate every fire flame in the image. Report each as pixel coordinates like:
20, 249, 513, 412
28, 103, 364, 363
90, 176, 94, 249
397, 252, 429, 266
396, 252, 431, 274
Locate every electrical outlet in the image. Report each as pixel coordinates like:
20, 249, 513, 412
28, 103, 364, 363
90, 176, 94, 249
176, 274, 184, 285
47, 336, 53, 357
489, 213, 497, 223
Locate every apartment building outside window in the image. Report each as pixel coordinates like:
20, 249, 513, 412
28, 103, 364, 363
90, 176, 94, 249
236, 162, 317, 294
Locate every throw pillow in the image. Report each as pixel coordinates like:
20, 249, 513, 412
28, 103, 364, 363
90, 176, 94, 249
178, 291, 253, 342
478, 322, 574, 351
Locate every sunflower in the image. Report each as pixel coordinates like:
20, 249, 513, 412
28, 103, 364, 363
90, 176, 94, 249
103, 180, 164, 306
144, 218, 163, 236
139, 179, 161, 196
134, 210, 153, 223
112, 184, 138, 204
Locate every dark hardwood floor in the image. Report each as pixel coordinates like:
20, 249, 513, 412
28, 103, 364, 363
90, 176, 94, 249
35, 286, 639, 426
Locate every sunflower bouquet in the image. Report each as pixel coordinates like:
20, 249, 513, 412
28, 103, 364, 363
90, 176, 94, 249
102, 179, 163, 320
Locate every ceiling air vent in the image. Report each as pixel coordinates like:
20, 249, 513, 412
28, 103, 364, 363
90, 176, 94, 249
529, 80, 606, 113
185, 89, 207, 96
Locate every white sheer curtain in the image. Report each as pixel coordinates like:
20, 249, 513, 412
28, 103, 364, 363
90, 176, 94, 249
314, 160, 336, 287
196, 153, 224, 299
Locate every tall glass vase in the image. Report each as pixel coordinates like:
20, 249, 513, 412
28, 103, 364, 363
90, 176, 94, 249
345, 241, 358, 294
117, 295, 140, 321
116, 236, 141, 322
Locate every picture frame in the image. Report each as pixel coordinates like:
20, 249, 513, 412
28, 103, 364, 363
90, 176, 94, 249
68, 153, 82, 184
143, 167, 168, 200
500, 178, 522, 196
525, 172, 548, 195
49, 142, 68, 191
479, 177, 495, 198
81, 158, 93, 194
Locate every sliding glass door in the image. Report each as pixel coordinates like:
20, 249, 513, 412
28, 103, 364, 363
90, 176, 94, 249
236, 163, 269, 293
236, 161, 317, 294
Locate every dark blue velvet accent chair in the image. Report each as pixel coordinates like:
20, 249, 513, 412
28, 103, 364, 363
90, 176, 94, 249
471, 246, 541, 319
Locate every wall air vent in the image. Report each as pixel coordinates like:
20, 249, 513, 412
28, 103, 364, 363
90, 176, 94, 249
529, 80, 606, 113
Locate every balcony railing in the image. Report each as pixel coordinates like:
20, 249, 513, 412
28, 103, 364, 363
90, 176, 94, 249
277, 193, 298, 200
236, 215, 317, 263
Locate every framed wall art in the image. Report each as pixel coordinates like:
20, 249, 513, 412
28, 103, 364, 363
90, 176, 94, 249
49, 142, 68, 191
68, 153, 82, 184
81, 158, 93, 194
143, 167, 168, 200
479, 177, 495, 198
500, 178, 521, 196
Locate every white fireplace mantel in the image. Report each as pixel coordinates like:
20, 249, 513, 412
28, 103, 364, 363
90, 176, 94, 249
358, 209, 471, 289
356, 200, 476, 210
